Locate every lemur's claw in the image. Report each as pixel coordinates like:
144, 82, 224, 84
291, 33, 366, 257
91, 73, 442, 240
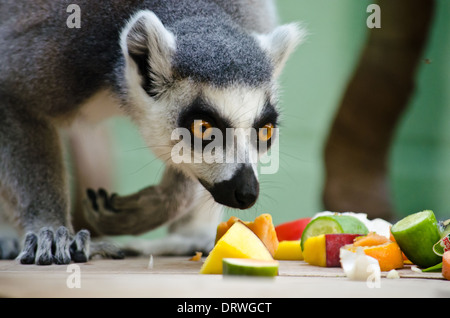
86, 188, 118, 213
17, 227, 90, 265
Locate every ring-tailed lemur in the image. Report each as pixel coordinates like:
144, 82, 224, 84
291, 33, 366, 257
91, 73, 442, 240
0, 0, 304, 264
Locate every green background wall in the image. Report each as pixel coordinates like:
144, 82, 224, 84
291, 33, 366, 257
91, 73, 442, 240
106, 0, 450, 239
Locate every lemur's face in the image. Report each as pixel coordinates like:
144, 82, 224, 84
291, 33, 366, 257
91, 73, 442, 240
121, 11, 304, 209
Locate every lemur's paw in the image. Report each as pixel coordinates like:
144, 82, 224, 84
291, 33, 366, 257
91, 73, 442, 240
0, 236, 20, 260
86, 188, 118, 214
17, 227, 90, 265
90, 241, 126, 260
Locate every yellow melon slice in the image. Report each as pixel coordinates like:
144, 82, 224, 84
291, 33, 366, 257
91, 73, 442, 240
215, 214, 279, 256
200, 222, 273, 274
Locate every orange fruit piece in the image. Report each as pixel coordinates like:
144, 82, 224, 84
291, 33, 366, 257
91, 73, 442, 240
346, 233, 404, 271
189, 251, 202, 261
443, 251, 450, 281
216, 216, 240, 244
215, 214, 279, 256
354, 232, 388, 247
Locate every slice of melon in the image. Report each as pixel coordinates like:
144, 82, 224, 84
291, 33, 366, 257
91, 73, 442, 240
222, 258, 279, 277
200, 222, 273, 274
215, 214, 279, 256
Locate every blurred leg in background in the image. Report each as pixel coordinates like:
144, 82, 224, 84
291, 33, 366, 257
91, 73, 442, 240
323, 0, 435, 221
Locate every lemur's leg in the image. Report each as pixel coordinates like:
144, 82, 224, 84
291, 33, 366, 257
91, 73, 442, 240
323, 0, 434, 221
84, 166, 201, 236
0, 106, 89, 264
123, 187, 223, 256
65, 119, 114, 236
0, 205, 20, 260
64, 119, 125, 259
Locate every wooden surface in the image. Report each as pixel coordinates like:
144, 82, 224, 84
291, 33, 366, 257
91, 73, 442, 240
0, 256, 448, 298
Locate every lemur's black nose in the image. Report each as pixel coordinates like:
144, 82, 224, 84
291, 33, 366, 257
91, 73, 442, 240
201, 164, 259, 209
234, 189, 258, 209
233, 168, 259, 209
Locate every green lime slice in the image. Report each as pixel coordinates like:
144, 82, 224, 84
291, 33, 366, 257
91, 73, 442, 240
391, 210, 442, 268
222, 258, 279, 277
300, 215, 369, 251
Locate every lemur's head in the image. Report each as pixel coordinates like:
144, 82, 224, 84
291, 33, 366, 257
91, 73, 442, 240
120, 10, 304, 209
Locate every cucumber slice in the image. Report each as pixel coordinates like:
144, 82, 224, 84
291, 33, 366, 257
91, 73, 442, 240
222, 258, 279, 277
391, 210, 442, 268
300, 215, 369, 251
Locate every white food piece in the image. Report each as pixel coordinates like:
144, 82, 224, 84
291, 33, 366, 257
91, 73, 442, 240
340, 246, 381, 281
148, 254, 154, 269
386, 269, 400, 279
410, 265, 422, 273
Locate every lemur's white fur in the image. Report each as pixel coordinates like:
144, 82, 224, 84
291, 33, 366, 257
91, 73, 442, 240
256, 23, 306, 78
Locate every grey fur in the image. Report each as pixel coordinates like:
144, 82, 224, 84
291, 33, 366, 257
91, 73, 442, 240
70, 229, 91, 262
17, 233, 38, 264
0, 213, 20, 259
0, 0, 279, 114
53, 226, 72, 264
171, 16, 273, 87
35, 228, 54, 265
0, 0, 301, 263
84, 167, 199, 235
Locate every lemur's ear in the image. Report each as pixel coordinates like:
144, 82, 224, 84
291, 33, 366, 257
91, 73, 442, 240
121, 10, 176, 97
256, 23, 306, 79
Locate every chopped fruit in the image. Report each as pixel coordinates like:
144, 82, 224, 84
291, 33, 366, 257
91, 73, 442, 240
390, 229, 412, 264
215, 214, 279, 256
343, 233, 404, 271
302, 234, 362, 267
222, 258, 279, 277
442, 251, 450, 280
325, 234, 362, 267
353, 232, 388, 247
274, 218, 311, 241
391, 210, 442, 268
303, 235, 326, 267
189, 251, 202, 261
215, 216, 240, 244
274, 240, 303, 260
301, 214, 368, 251
200, 222, 273, 274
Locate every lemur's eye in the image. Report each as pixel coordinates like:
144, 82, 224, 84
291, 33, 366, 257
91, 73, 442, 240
191, 120, 213, 140
258, 123, 274, 141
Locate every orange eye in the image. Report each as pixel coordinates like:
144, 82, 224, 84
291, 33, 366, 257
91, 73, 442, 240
191, 120, 213, 140
258, 123, 274, 142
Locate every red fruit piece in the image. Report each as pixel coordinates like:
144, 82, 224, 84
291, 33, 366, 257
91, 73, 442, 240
443, 251, 450, 280
275, 218, 312, 241
325, 234, 362, 267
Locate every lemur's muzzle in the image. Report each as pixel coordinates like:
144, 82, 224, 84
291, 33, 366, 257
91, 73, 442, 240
203, 164, 259, 209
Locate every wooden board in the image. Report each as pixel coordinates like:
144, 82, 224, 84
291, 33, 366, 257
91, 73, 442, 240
0, 256, 448, 298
